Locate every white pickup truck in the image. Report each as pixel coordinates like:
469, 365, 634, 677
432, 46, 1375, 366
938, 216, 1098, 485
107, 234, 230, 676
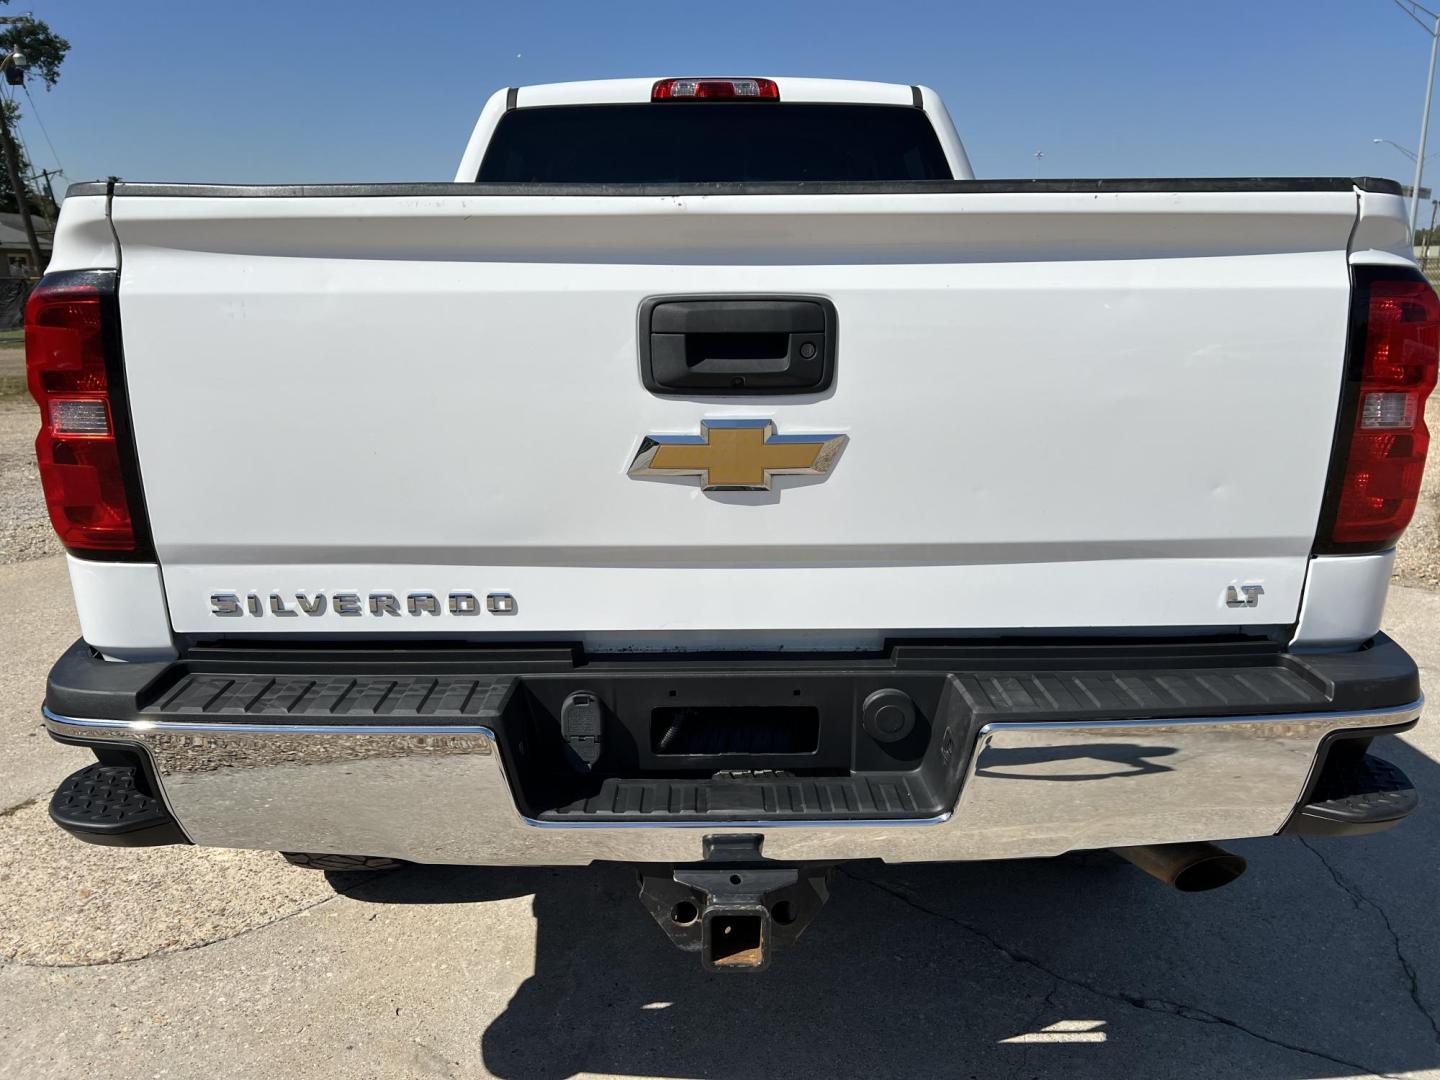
31, 77, 1434, 971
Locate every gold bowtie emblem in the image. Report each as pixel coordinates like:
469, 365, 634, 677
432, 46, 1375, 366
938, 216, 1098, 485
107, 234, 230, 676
628, 419, 847, 492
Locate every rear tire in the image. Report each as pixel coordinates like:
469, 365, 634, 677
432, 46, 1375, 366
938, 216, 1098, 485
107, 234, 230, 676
281, 851, 404, 872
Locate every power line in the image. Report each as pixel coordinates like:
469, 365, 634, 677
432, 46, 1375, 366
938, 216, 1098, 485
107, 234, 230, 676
10, 123, 50, 224
4, 83, 53, 225
21, 83, 62, 174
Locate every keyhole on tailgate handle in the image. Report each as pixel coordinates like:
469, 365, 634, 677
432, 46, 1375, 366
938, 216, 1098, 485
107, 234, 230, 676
731, 376, 745, 387
729, 874, 743, 885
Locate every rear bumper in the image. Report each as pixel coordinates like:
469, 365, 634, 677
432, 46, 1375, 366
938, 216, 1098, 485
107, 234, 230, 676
41, 635, 1423, 865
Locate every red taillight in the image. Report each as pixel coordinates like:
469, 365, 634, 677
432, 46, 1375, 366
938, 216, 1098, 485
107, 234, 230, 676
26, 275, 139, 551
1322, 270, 1440, 549
651, 77, 779, 101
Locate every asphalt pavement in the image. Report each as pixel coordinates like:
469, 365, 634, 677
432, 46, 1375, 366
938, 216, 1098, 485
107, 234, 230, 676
1, 553, 1438, 1080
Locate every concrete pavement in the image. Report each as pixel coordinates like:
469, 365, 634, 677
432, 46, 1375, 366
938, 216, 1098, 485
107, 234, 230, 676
1, 554, 1438, 1079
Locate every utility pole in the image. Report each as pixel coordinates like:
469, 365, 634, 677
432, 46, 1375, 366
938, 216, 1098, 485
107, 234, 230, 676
32, 167, 59, 226
1392, 1, 1440, 239
0, 106, 40, 270
0, 15, 39, 272
1414, 11, 1440, 236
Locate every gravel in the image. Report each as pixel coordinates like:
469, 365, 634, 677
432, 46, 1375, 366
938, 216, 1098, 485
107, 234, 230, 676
0, 349, 61, 565
0, 799, 337, 966
1394, 396, 1440, 589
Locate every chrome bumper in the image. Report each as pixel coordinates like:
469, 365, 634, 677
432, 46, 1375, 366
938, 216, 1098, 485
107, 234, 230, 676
42, 698, 1423, 865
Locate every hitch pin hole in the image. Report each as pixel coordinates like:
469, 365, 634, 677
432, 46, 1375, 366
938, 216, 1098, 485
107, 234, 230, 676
670, 900, 699, 926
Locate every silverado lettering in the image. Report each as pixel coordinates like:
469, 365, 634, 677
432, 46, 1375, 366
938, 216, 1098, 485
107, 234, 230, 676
210, 591, 512, 617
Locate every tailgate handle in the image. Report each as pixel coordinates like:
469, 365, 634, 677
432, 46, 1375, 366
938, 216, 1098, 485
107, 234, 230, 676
640, 296, 837, 395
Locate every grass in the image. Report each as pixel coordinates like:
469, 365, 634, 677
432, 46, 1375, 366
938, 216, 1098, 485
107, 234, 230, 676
0, 328, 23, 348
0, 340, 22, 396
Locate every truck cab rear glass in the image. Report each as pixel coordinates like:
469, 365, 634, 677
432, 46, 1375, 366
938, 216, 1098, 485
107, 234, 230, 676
475, 103, 953, 183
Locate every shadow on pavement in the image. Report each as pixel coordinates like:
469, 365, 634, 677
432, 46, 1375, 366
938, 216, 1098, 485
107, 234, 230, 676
335, 733, 1440, 1080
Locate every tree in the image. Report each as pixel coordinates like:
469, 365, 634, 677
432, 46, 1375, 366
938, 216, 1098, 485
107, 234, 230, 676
0, 13, 68, 89
0, 4, 67, 268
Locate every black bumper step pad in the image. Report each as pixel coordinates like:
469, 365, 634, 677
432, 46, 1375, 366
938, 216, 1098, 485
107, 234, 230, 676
45, 633, 1421, 727
147, 666, 1323, 724
1296, 754, 1416, 835
49, 763, 187, 846
1289, 753, 1418, 836
951, 667, 1324, 721
543, 774, 929, 821
154, 674, 514, 722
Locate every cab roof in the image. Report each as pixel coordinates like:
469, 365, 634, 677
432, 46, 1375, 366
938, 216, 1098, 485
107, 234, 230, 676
513, 77, 920, 109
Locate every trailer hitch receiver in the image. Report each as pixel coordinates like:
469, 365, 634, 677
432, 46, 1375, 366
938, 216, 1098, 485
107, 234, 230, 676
637, 836, 830, 972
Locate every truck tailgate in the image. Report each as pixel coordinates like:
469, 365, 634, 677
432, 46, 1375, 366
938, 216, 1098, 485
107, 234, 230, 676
108, 186, 1360, 640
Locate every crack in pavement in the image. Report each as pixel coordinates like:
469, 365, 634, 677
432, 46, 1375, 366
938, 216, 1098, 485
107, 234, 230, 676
840, 868, 1396, 1079
1007, 977, 1062, 1080
0, 874, 379, 970
1298, 836, 1440, 1047
0, 794, 41, 818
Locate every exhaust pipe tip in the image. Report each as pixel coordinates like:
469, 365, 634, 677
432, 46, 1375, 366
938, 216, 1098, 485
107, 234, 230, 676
1112, 842, 1247, 892
1170, 851, 1247, 892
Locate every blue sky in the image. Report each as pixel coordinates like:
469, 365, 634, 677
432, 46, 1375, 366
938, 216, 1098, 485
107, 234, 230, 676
15, 0, 1440, 193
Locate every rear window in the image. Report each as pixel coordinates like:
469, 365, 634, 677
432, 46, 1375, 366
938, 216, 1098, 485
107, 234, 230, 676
476, 103, 952, 184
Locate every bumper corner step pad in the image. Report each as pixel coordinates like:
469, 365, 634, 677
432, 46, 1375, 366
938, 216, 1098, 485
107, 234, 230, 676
1287, 753, 1418, 837
49, 763, 188, 847
151, 673, 515, 723
540, 773, 939, 822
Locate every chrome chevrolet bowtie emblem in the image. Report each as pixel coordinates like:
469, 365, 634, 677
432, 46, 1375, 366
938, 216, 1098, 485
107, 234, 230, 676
628, 419, 847, 492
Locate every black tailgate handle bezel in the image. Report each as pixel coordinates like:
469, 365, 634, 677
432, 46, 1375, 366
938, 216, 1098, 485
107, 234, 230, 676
639, 294, 837, 396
